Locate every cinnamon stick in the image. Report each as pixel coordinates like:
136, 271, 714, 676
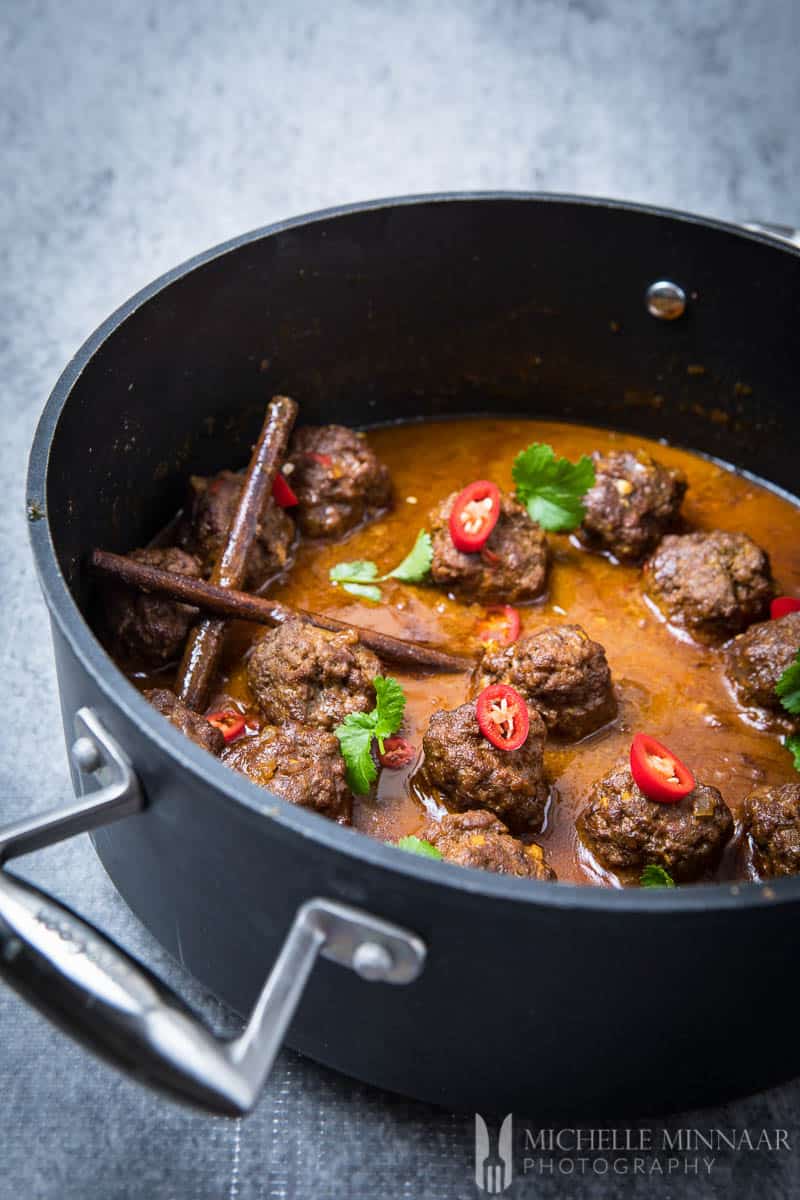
91, 549, 472, 675
174, 395, 299, 709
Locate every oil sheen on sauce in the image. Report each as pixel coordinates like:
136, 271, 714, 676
146, 419, 800, 887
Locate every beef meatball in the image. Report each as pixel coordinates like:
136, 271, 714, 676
429, 491, 549, 604
472, 623, 616, 741
743, 783, 800, 878
144, 688, 224, 755
248, 619, 380, 730
104, 546, 202, 664
286, 425, 393, 539
644, 530, 774, 640
222, 723, 352, 824
178, 469, 295, 590
577, 764, 733, 882
581, 449, 687, 561
725, 612, 800, 717
421, 810, 555, 880
418, 701, 549, 833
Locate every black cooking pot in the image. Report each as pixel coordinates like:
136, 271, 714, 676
15, 194, 800, 1118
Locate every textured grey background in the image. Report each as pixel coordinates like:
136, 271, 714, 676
2, 0, 799, 1197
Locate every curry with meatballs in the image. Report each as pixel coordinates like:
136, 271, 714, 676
92, 402, 800, 889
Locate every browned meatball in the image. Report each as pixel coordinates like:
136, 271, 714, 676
418, 701, 549, 833
144, 688, 224, 755
581, 449, 687, 561
104, 547, 202, 664
577, 764, 733, 882
644, 530, 774, 641
286, 425, 393, 538
725, 612, 800, 717
472, 624, 616, 741
178, 469, 295, 589
248, 619, 380, 730
743, 783, 800, 878
222, 723, 352, 824
421, 810, 555, 880
429, 490, 549, 604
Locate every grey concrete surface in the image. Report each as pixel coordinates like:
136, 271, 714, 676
1, 0, 799, 1197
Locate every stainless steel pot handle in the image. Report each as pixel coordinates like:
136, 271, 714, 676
0, 708, 426, 1116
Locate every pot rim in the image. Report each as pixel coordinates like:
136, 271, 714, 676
26, 189, 800, 916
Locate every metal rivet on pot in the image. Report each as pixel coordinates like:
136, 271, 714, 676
645, 280, 686, 320
352, 941, 394, 980
72, 736, 102, 774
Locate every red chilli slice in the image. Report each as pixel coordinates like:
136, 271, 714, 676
630, 733, 695, 803
307, 451, 333, 468
771, 596, 800, 620
272, 473, 299, 508
477, 605, 520, 647
378, 737, 417, 770
475, 684, 530, 751
207, 711, 246, 743
449, 480, 501, 553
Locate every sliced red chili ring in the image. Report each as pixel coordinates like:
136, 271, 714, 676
378, 736, 417, 769
207, 710, 246, 743
771, 596, 800, 620
272, 473, 299, 508
307, 451, 333, 468
477, 605, 520, 647
629, 733, 695, 803
448, 480, 501, 553
475, 683, 530, 751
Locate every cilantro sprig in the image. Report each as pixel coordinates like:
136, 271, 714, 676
785, 734, 800, 772
329, 531, 433, 602
387, 530, 434, 582
640, 864, 676, 889
776, 651, 800, 774
335, 676, 407, 794
329, 560, 382, 603
390, 836, 443, 860
512, 442, 595, 532
776, 650, 800, 716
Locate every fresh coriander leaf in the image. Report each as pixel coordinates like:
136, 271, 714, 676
386, 531, 433, 583
372, 675, 406, 749
512, 442, 596, 532
334, 676, 408, 793
785, 733, 800, 772
640, 864, 676, 889
330, 560, 379, 583
329, 560, 382, 602
391, 836, 443, 860
329, 538, 432, 602
334, 712, 378, 794
341, 582, 383, 602
776, 650, 800, 716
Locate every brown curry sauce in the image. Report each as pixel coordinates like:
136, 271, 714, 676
129, 419, 800, 887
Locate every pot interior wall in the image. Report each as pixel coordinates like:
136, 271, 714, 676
42, 198, 796, 608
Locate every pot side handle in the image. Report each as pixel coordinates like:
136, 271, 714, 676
0, 709, 426, 1116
